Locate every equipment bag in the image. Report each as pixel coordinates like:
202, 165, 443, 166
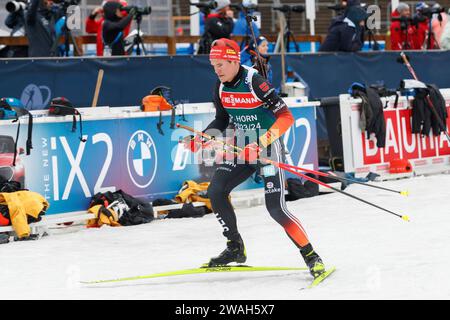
0, 98, 33, 166
48, 97, 86, 142
142, 86, 176, 135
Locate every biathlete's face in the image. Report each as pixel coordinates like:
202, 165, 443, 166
210, 59, 240, 83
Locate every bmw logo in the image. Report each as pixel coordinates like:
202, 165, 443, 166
126, 130, 158, 188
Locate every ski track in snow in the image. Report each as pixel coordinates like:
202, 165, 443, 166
1, 174, 450, 300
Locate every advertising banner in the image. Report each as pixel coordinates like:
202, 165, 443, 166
0, 102, 317, 214
340, 90, 450, 178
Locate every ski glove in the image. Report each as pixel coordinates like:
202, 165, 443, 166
238, 142, 262, 163
182, 135, 214, 153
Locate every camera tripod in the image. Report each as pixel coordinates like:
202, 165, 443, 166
424, 17, 440, 49
130, 14, 147, 56
274, 10, 300, 53
51, 15, 81, 57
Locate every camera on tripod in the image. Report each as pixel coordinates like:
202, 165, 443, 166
417, 4, 445, 18
327, 4, 346, 14
5, 0, 28, 13
53, 0, 81, 8
190, 1, 218, 15
272, 4, 305, 14
230, 2, 258, 12
121, 5, 152, 17
392, 15, 426, 29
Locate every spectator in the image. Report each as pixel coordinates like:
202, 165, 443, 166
23, 0, 56, 57
431, 4, 448, 47
102, 1, 135, 56
440, 10, 450, 49
390, 2, 414, 50
319, 5, 368, 52
85, 0, 131, 56
197, 0, 234, 54
241, 35, 272, 84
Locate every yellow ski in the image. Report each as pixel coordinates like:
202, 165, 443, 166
307, 266, 336, 289
81, 265, 308, 285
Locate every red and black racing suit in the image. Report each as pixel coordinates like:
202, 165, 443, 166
204, 65, 311, 250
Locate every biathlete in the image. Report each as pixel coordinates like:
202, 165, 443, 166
183, 38, 326, 278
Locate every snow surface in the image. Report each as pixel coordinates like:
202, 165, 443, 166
1, 174, 450, 300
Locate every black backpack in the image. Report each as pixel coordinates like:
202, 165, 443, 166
90, 190, 154, 226
48, 97, 86, 142
0, 175, 23, 193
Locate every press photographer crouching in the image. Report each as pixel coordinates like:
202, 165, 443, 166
319, 5, 368, 52
102, 2, 151, 56
5, 0, 56, 57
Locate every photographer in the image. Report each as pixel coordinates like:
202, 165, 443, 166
441, 9, 450, 49
319, 5, 368, 52
390, 2, 414, 50
102, 1, 135, 56
18, 0, 56, 57
197, 0, 234, 54
409, 2, 444, 49
2, 0, 28, 57
85, 0, 131, 56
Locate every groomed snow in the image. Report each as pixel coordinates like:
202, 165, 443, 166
1, 174, 449, 300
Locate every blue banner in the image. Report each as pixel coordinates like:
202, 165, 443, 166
1, 51, 449, 110
0, 105, 317, 214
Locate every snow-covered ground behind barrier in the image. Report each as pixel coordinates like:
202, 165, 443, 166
1, 174, 449, 300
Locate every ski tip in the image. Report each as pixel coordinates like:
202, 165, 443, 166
400, 190, 409, 197
401, 215, 410, 222
308, 266, 336, 289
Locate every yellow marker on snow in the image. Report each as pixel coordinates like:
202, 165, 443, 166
400, 191, 409, 196
402, 215, 410, 222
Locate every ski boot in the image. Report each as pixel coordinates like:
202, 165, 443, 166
301, 244, 325, 278
205, 236, 247, 267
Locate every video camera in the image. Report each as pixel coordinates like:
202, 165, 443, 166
5, 0, 28, 13
392, 15, 427, 29
53, 0, 81, 8
272, 4, 305, 14
417, 4, 446, 18
327, 4, 346, 14
230, 2, 258, 12
190, 1, 217, 15
121, 5, 152, 17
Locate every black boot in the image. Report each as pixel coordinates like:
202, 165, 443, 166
300, 244, 325, 278
206, 236, 247, 267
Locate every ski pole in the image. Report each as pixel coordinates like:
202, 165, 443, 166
177, 124, 410, 221
271, 161, 408, 196
176, 123, 407, 195
270, 161, 410, 222
399, 52, 450, 142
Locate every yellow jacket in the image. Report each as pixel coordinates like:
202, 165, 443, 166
87, 205, 120, 228
0, 191, 49, 238
175, 180, 212, 211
